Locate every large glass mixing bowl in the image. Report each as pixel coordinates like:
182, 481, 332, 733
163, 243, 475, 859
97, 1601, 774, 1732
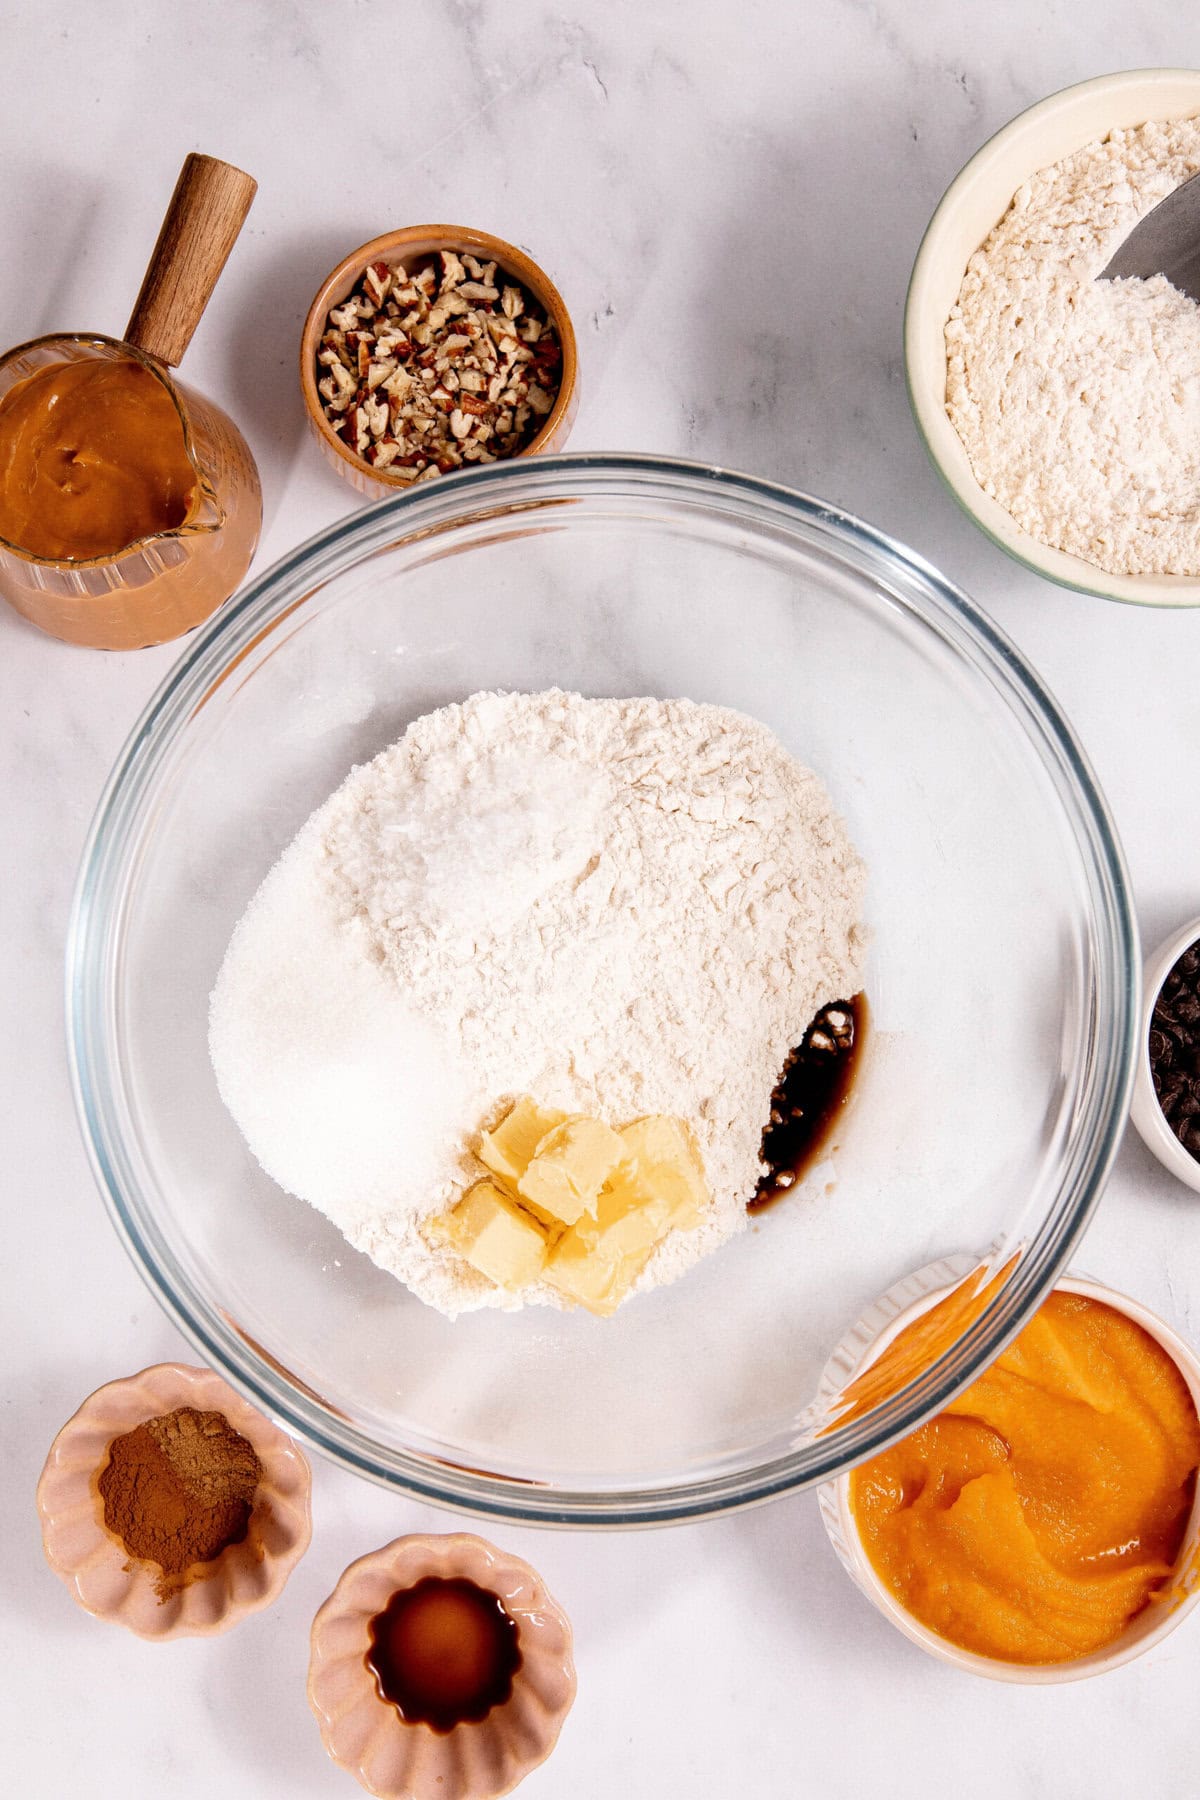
68, 455, 1137, 1525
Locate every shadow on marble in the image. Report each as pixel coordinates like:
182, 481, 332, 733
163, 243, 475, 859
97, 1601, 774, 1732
683, 72, 1006, 548
1114, 1121, 1200, 1224
719, 1482, 897, 1661
201, 1556, 343, 1795
221, 229, 357, 536
0, 160, 104, 350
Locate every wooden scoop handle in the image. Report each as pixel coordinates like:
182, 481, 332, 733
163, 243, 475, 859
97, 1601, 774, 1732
124, 153, 257, 366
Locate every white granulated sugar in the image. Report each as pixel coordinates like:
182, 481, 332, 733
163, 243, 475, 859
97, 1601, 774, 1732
209, 841, 474, 1243
945, 116, 1200, 577
211, 690, 866, 1317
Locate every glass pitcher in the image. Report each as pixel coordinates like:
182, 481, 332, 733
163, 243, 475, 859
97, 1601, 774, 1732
0, 154, 262, 650
0, 332, 261, 649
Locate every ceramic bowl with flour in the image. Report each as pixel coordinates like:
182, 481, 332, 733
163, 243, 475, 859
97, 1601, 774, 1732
906, 68, 1200, 607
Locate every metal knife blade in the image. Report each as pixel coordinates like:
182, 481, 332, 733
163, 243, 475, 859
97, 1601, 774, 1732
1099, 170, 1200, 301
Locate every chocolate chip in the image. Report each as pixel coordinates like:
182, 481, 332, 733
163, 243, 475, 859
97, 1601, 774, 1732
1150, 938, 1200, 1162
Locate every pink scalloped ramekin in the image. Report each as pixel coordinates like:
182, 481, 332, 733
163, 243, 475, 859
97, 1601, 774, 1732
309, 1532, 576, 1799
37, 1361, 312, 1640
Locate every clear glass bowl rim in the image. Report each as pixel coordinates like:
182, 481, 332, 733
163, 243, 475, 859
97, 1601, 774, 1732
66, 452, 1139, 1526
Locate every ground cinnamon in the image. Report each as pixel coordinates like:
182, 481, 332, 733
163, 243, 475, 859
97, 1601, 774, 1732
97, 1405, 262, 1595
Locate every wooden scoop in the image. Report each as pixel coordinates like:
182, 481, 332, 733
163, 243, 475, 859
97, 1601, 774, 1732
124, 152, 257, 365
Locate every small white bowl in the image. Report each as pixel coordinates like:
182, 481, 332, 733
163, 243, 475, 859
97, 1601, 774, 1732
906, 68, 1200, 607
818, 1262, 1200, 1682
1130, 914, 1200, 1195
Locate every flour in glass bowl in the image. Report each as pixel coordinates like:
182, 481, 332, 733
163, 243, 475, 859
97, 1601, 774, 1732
210, 690, 867, 1317
945, 116, 1200, 577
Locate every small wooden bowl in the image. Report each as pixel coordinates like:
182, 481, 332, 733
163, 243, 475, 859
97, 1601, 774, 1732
299, 226, 578, 499
36, 1361, 312, 1640
308, 1532, 577, 1799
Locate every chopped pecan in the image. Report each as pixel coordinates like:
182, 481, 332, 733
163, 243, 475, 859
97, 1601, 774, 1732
314, 248, 563, 478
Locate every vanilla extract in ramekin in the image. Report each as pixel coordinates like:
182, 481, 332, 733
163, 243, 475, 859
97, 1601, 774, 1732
308, 1533, 576, 1798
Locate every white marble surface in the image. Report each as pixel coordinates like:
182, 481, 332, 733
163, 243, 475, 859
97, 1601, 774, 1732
6, 3, 1200, 1795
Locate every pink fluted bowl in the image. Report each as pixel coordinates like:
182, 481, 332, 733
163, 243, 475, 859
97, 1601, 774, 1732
36, 1360, 312, 1640
308, 1532, 577, 1798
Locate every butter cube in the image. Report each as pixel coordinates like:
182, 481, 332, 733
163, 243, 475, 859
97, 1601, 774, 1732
543, 1223, 649, 1317
618, 1115, 708, 1230
518, 1116, 624, 1227
478, 1096, 568, 1196
441, 1180, 548, 1288
450, 1097, 711, 1315
571, 1180, 671, 1258
549, 1178, 675, 1315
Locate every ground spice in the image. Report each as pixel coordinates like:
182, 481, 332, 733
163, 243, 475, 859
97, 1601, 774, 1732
97, 1405, 262, 1595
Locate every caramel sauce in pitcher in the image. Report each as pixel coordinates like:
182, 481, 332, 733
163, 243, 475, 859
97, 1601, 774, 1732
0, 358, 196, 560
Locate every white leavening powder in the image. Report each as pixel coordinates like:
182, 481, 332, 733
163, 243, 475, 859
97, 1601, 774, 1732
210, 690, 866, 1316
946, 116, 1200, 577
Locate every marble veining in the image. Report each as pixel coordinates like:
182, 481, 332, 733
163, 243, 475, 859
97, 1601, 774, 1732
5, 3, 1200, 1797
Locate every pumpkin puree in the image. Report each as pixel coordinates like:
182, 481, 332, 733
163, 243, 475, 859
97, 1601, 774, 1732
850, 1291, 1200, 1664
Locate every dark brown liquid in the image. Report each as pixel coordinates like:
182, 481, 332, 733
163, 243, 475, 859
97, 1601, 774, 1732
366, 1577, 521, 1733
750, 994, 866, 1211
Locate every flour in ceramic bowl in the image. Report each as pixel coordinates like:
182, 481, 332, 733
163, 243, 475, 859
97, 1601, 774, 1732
210, 690, 867, 1317
945, 115, 1200, 577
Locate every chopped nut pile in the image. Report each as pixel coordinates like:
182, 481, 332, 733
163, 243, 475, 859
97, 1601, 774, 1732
315, 250, 562, 480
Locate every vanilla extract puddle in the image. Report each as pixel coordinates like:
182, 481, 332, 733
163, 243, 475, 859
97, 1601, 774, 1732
366, 1576, 522, 1733
751, 995, 867, 1211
